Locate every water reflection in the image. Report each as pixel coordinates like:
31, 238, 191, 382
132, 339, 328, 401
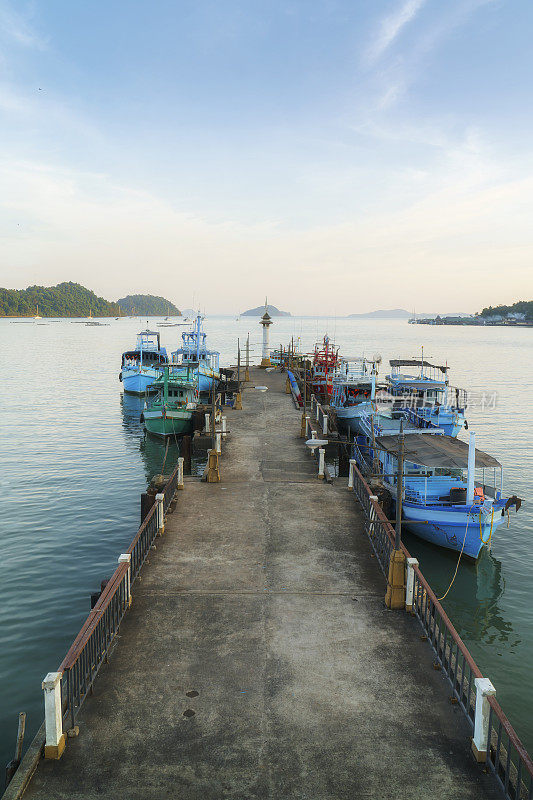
405, 529, 520, 651
120, 393, 180, 483
446, 549, 520, 652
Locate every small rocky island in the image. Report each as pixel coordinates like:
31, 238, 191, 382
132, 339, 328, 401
242, 304, 291, 317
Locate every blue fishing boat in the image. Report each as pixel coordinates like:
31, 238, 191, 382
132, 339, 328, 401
119, 330, 169, 395
171, 314, 220, 392
352, 405, 520, 559
386, 356, 467, 437
330, 358, 386, 433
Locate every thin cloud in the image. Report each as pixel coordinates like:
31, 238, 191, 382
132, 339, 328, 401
0, 2, 46, 50
365, 0, 427, 65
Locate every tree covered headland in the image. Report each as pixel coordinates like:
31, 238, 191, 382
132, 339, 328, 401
0, 282, 120, 317
117, 295, 181, 315
0, 283, 182, 317
480, 300, 533, 320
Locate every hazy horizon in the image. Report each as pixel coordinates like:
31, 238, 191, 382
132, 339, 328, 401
1, 1, 533, 314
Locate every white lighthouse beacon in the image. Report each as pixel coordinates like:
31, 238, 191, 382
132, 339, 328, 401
260, 298, 273, 367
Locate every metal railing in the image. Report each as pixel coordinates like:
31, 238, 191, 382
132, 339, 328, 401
58, 459, 182, 731
349, 459, 533, 800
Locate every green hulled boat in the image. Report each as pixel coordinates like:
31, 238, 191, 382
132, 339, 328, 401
141, 365, 198, 438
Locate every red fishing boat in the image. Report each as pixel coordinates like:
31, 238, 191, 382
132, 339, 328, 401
310, 335, 340, 400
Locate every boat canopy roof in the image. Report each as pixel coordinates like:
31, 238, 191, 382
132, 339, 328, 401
389, 359, 447, 373
376, 433, 500, 469
388, 379, 445, 390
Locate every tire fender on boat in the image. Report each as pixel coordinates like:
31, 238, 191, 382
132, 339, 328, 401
119, 371, 122, 382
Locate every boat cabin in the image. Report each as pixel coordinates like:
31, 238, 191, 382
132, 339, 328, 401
121, 330, 169, 369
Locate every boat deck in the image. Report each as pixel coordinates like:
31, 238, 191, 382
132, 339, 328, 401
19, 368, 500, 800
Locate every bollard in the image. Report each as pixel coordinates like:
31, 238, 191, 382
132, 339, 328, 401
42, 673, 65, 759
177, 457, 184, 490
234, 391, 243, 410
204, 412, 210, 434
472, 678, 496, 762
206, 449, 221, 482
285, 376, 291, 394
318, 448, 325, 479
405, 557, 419, 611
245, 367, 250, 382
155, 493, 165, 534
316, 404, 320, 422
118, 554, 132, 607
216, 431, 222, 454
348, 459, 356, 489
322, 414, 328, 435
221, 416, 227, 439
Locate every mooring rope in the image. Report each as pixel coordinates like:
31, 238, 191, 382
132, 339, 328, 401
437, 506, 474, 601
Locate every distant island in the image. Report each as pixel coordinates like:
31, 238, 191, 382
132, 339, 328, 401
242, 304, 291, 317
348, 309, 411, 319
348, 308, 472, 319
0, 281, 121, 317
117, 294, 181, 316
411, 300, 533, 326
0, 282, 181, 318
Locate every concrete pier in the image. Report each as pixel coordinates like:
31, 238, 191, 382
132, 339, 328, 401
19, 368, 499, 799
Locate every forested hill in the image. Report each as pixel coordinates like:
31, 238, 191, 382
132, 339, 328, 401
117, 294, 181, 316
0, 282, 120, 317
480, 300, 533, 320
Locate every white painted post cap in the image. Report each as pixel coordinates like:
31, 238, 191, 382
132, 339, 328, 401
475, 677, 496, 696
42, 672, 62, 690
407, 557, 419, 567
155, 493, 165, 502
118, 553, 131, 564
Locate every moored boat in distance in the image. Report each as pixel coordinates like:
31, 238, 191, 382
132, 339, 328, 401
171, 313, 220, 393
141, 365, 198, 438
310, 335, 339, 401
120, 330, 169, 395
386, 356, 467, 437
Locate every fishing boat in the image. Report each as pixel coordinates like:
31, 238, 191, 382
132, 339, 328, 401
119, 330, 169, 395
171, 314, 220, 392
330, 358, 387, 433
364, 431, 521, 560
386, 355, 467, 437
141, 366, 198, 438
310, 335, 339, 400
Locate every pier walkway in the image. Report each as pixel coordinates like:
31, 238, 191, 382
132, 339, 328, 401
22, 368, 499, 799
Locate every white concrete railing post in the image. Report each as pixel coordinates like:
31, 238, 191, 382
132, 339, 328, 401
204, 413, 210, 435
405, 557, 419, 611
368, 495, 379, 539
221, 416, 227, 439
305, 416, 311, 439
318, 448, 325, 479
155, 493, 165, 534
311, 430, 317, 440
216, 431, 222, 454
177, 457, 184, 490
118, 553, 132, 606
472, 678, 496, 762
42, 672, 65, 759
316, 404, 320, 422
322, 414, 328, 435
348, 459, 356, 489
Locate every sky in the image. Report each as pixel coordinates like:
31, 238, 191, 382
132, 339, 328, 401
1, 0, 532, 315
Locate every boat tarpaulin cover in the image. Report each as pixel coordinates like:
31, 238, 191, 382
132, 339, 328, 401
389, 359, 447, 373
376, 433, 500, 469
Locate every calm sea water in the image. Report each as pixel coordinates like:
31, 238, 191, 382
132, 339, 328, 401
0, 315, 531, 769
